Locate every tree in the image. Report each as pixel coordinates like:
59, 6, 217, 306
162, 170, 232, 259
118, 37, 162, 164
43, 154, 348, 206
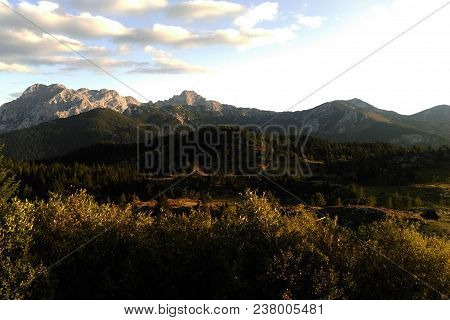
393, 192, 401, 209
385, 196, 393, 209
413, 196, 423, 208
335, 197, 343, 206
367, 195, 377, 207
403, 193, 412, 209
0, 146, 19, 203
0, 147, 44, 299
119, 193, 127, 204
350, 184, 365, 204
311, 193, 326, 207
23, 184, 33, 199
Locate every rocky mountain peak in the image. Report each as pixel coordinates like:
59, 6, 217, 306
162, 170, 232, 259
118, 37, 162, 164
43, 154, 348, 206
0, 84, 141, 133
347, 98, 376, 110
163, 90, 206, 106
22, 83, 66, 97
156, 90, 223, 111
179, 90, 205, 105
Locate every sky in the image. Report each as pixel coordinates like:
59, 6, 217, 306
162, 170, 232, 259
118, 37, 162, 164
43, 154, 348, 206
0, 0, 449, 114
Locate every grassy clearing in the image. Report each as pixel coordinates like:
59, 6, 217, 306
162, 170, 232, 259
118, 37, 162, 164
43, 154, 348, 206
365, 183, 449, 208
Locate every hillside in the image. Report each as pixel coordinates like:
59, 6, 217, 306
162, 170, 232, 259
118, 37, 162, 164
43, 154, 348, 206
0, 109, 140, 161
128, 98, 450, 146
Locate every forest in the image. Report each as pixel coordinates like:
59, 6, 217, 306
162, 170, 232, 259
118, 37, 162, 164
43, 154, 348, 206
0, 137, 449, 299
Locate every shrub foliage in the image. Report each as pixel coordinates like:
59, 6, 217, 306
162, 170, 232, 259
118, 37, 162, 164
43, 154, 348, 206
1, 189, 448, 299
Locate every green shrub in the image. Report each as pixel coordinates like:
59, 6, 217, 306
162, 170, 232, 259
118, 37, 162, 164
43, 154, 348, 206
311, 192, 326, 207
356, 220, 449, 299
0, 189, 448, 299
0, 199, 46, 299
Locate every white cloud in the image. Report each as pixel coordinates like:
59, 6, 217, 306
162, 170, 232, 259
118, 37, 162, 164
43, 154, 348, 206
117, 22, 296, 49
2, 0, 296, 51
234, 2, 279, 29
116, 24, 203, 47
0, 28, 107, 57
117, 44, 132, 55
128, 46, 205, 74
168, 0, 244, 21
116, 2, 294, 49
215, 2, 295, 49
151, 24, 195, 43
0, 27, 139, 74
0, 61, 33, 73
296, 14, 324, 29
0, 1, 130, 39
0, 0, 298, 76
215, 26, 296, 50
35, 0, 58, 11
70, 0, 168, 14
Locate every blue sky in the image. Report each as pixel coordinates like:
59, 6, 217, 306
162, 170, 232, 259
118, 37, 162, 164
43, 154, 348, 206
0, 0, 448, 114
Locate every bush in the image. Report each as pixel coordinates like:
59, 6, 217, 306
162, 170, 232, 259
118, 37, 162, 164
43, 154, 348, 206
356, 220, 449, 299
0, 199, 47, 299
311, 192, 326, 207
0, 189, 448, 299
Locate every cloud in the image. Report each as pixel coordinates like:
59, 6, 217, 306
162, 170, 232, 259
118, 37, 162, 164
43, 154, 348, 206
9, 92, 24, 99
115, 24, 200, 47
296, 14, 324, 29
234, 2, 279, 29
0, 0, 298, 75
117, 44, 132, 55
70, 0, 168, 14
116, 22, 296, 49
216, 2, 294, 49
129, 46, 205, 74
167, 0, 244, 21
0, 1, 130, 39
0, 61, 33, 73
22, 55, 137, 72
0, 27, 135, 74
0, 28, 107, 59
150, 24, 195, 43
2, 0, 296, 50
215, 27, 296, 50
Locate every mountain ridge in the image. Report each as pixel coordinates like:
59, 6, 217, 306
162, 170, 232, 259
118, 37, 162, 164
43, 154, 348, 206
0, 84, 449, 161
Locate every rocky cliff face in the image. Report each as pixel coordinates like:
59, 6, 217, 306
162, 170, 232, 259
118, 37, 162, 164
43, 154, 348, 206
156, 90, 223, 111
0, 84, 140, 132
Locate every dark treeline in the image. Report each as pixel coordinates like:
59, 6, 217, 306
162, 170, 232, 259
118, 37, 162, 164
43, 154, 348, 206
5, 137, 448, 208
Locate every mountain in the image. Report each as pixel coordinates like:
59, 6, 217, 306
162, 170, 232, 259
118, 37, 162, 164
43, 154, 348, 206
294, 100, 449, 145
0, 84, 140, 133
127, 97, 449, 146
0, 84, 449, 161
155, 90, 223, 111
411, 105, 450, 122
405, 105, 450, 140
0, 109, 140, 161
